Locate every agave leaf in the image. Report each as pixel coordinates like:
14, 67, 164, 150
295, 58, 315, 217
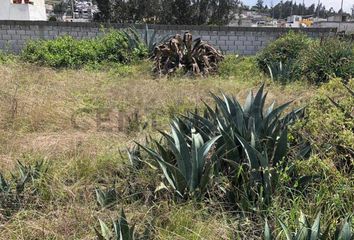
144, 24, 149, 47
264, 101, 293, 127
197, 135, 220, 173
243, 90, 254, 114
98, 219, 111, 240
235, 134, 261, 169
119, 209, 132, 240
191, 131, 220, 191
137, 142, 186, 195
149, 30, 157, 51
273, 128, 288, 167
278, 218, 293, 240
310, 212, 321, 240
219, 128, 239, 161
296, 211, 310, 240
222, 93, 246, 135
338, 216, 352, 240
191, 130, 204, 190
267, 64, 274, 81
94, 228, 107, 240
265, 101, 275, 118
252, 84, 265, 119
170, 122, 192, 179
264, 220, 272, 240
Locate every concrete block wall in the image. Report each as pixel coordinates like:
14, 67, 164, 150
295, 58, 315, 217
0, 21, 336, 55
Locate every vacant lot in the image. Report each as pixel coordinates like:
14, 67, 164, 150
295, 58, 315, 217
0, 55, 352, 239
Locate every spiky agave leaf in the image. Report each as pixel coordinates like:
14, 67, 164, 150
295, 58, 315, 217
95, 209, 135, 240
95, 187, 118, 208
336, 216, 352, 240
264, 219, 272, 240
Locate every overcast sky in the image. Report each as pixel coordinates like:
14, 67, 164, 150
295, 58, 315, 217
243, 0, 353, 13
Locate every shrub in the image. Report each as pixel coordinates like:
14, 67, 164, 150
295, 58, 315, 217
300, 38, 354, 84
21, 30, 147, 68
291, 78, 353, 173
256, 31, 311, 75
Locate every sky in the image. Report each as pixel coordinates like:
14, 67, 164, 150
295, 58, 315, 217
243, 0, 353, 13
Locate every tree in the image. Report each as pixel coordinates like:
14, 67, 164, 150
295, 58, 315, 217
95, 0, 111, 22
94, 0, 240, 25
53, 2, 67, 15
172, 0, 193, 24
255, 0, 264, 12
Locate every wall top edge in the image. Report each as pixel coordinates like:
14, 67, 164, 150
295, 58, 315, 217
0, 20, 337, 32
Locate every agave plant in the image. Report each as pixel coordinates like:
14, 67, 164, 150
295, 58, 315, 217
153, 32, 224, 76
143, 24, 171, 57
95, 187, 118, 208
0, 160, 47, 218
126, 145, 143, 170
265, 212, 353, 240
95, 209, 135, 240
138, 122, 220, 199
173, 85, 304, 206
267, 61, 298, 84
123, 25, 170, 57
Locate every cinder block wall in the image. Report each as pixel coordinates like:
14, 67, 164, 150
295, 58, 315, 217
0, 21, 336, 55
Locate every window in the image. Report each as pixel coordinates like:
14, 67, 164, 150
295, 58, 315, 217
12, 0, 34, 4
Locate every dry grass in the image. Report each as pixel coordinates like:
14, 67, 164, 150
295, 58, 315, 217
0, 60, 318, 239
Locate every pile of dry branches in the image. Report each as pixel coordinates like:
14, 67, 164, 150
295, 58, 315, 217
153, 32, 224, 76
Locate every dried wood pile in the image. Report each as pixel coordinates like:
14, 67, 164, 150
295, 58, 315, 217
153, 32, 224, 76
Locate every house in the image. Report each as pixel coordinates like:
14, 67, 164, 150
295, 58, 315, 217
0, 0, 47, 21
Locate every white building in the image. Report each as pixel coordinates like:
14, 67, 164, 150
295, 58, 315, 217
0, 0, 47, 21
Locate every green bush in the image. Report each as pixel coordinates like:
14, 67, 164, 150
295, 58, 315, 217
21, 30, 147, 68
300, 38, 354, 84
291, 78, 354, 173
256, 31, 311, 75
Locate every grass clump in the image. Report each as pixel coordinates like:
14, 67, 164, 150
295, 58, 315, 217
291, 78, 354, 174
21, 30, 147, 68
300, 38, 354, 84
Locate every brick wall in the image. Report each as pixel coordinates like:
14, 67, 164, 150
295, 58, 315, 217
0, 21, 336, 55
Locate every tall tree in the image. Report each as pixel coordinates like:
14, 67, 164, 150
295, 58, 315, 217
95, 0, 111, 22
255, 0, 264, 12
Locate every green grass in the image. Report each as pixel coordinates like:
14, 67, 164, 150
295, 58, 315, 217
0, 58, 352, 239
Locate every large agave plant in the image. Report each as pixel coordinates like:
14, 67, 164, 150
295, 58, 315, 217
265, 212, 352, 240
174, 85, 304, 206
138, 121, 220, 198
153, 32, 224, 76
95, 209, 135, 240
